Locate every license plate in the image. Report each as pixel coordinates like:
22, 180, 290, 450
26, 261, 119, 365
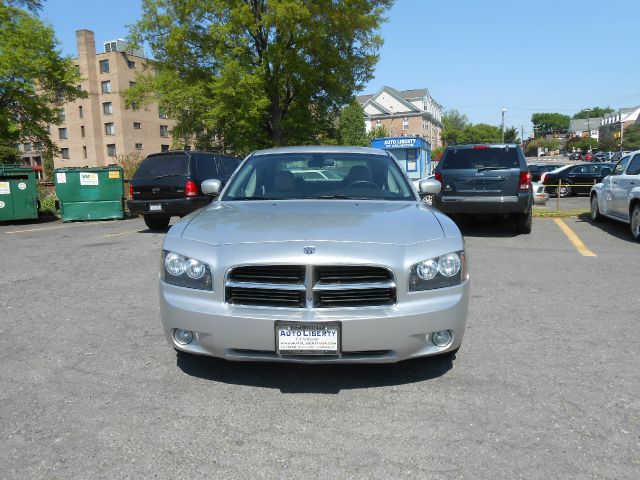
149, 204, 162, 211
276, 323, 340, 355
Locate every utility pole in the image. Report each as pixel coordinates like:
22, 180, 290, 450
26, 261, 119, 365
501, 108, 507, 143
619, 108, 624, 150
586, 108, 591, 152
521, 125, 524, 147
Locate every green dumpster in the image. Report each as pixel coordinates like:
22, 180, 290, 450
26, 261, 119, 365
54, 166, 124, 221
0, 165, 38, 222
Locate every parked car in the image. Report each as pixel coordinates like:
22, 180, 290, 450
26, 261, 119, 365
593, 152, 608, 162
128, 151, 242, 230
532, 182, 549, 205
590, 150, 640, 240
541, 162, 615, 197
160, 146, 469, 362
528, 163, 566, 182
569, 152, 583, 161
610, 151, 631, 163
432, 144, 533, 233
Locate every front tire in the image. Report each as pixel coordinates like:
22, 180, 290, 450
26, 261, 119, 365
515, 210, 532, 234
630, 205, 640, 241
590, 195, 603, 222
143, 214, 170, 230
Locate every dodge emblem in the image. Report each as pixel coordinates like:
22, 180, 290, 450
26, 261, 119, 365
303, 246, 316, 255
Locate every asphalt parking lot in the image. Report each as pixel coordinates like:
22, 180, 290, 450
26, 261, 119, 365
1, 214, 638, 479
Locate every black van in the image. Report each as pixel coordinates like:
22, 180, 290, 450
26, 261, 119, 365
432, 144, 533, 233
128, 151, 241, 230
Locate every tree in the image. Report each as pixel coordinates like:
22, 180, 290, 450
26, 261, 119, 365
441, 109, 468, 145
367, 125, 389, 142
531, 113, 570, 133
565, 136, 599, 153
459, 123, 502, 144
127, 0, 394, 154
572, 107, 614, 120
337, 101, 368, 146
504, 126, 520, 144
0, 3, 84, 170
622, 124, 640, 150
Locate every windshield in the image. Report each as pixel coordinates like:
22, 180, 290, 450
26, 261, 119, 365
133, 155, 190, 179
223, 152, 415, 201
441, 147, 520, 169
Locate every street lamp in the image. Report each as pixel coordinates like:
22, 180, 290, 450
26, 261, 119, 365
586, 108, 591, 152
501, 108, 507, 143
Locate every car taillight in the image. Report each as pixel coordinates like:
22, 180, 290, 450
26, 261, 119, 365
519, 171, 531, 190
185, 180, 198, 197
472, 145, 490, 149
434, 172, 442, 182
129, 184, 134, 198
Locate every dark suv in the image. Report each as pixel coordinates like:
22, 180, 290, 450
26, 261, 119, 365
128, 151, 241, 230
432, 144, 533, 233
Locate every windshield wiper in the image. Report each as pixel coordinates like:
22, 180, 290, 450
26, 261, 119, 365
476, 167, 511, 172
153, 174, 185, 179
304, 195, 370, 200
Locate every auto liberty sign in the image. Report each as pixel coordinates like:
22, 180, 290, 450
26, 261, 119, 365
370, 137, 428, 150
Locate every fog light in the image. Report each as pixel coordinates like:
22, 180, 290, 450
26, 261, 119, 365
174, 329, 194, 345
432, 330, 452, 347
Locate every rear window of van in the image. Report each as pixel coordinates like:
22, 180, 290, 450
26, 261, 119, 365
134, 155, 190, 179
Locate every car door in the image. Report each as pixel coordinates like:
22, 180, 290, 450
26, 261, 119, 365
610, 156, 633, 216
564, 164, 590, 193
611, 154, 640, 218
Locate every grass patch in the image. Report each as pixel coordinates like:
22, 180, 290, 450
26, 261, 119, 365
533, 208, 590, 218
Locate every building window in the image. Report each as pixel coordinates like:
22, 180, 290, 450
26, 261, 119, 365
161, 144, 170, 152
376, 119, 381, 126
58, 128, 67, 139
106, 144, 116, 157
403, 119, 409, 130
127, 60, 136, 69
34, 142, 42, 151
61, 148, 69, 159
83, 146, 87, 159
24, 143, 32, 152
160, 125, 169, 137
58, 109, 66, 121
129, 81, 136, 87
158, 107, 168, 119
77, 84, 82, 91
74, 64, 80, 75
133, 122, 141, 129
423, 121, 428, 130
103, 102, 113, 115
130, 102, 139, 110
81, 125, 85, 137
105, 122, 115, 135
135, 143, 143, 150
99, 59, 110, 73
101, 80, 111, 93
79, 106, 83, 118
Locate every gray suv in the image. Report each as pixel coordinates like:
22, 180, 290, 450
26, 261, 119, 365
432, 144, 533, 233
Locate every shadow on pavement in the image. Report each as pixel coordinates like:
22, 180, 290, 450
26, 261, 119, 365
452, 214, 519, 238
176, 352, 455, 393
576, 213, 636, 243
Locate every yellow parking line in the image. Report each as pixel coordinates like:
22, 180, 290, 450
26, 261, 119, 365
6, 224, 78, 234
553, 219, 596, 257
102, 230, 140, 238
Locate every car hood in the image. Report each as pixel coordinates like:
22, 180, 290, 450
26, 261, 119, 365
181, 200, 445, 246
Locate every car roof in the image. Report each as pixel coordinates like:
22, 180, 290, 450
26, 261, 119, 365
147, 150, 238, 158
444, 143, 520, 149
251, 146, 389, 156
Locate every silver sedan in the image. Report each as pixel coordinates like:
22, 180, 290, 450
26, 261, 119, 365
159, 146, 469, 363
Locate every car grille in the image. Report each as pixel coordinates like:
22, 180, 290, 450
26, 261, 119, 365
225, 265, 396, 308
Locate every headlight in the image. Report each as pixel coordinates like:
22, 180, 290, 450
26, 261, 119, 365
162, 251, 213, 290
409, 251, 466, 291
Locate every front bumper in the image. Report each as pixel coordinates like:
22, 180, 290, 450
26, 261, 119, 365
160, 280, 469, 364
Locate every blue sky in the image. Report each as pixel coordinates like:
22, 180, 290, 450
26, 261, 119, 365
42, 0, 640, 137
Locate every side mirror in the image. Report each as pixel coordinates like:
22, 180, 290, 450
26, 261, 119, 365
201, 179, 222, 196
419, 178, 441, 196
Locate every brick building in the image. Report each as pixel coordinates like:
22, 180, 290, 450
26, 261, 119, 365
20, 29, 177, 171
356, 86, 444, 149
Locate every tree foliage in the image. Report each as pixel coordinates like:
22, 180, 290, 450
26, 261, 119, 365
504, 126, 520, 144
367, 125, 389, 143
622, 124, 640, 150
0, 3, 84, 164
337, 101, 368, 146
458, 123, 502, 144
126, 0, 393, 154
572, 107, 614, 120
531, 113, 570, 133
441, 109, 468, 145
565, 136, 598, 153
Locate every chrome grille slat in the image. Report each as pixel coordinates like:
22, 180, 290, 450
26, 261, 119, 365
225, 265, 395, 308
